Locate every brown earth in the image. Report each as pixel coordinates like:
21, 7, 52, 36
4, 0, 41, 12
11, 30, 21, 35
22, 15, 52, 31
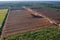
32, 8, 60, 24
1, 9, 56, 38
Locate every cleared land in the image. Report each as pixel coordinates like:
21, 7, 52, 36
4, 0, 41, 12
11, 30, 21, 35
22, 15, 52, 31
1, 9, 56, 38
31, 8, 60, 24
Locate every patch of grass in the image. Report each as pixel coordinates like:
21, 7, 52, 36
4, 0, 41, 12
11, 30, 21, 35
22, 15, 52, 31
0, 9, 8, 28
2, 27, 60, 40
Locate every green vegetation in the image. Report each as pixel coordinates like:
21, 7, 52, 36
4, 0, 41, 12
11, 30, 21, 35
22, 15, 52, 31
0, 9, 8, 27
47, 4, 60, 9
30, 3, 60, 10
28, 3, 47, 8
0, 9, 8, 34
2, 27, 60, 40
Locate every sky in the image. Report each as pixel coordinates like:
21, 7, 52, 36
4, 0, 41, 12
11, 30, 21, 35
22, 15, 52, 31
0, 0, 60, 1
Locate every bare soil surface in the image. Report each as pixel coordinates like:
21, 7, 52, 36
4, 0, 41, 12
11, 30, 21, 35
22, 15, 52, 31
32, 8, 60, 23
1, 9, 56, 38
